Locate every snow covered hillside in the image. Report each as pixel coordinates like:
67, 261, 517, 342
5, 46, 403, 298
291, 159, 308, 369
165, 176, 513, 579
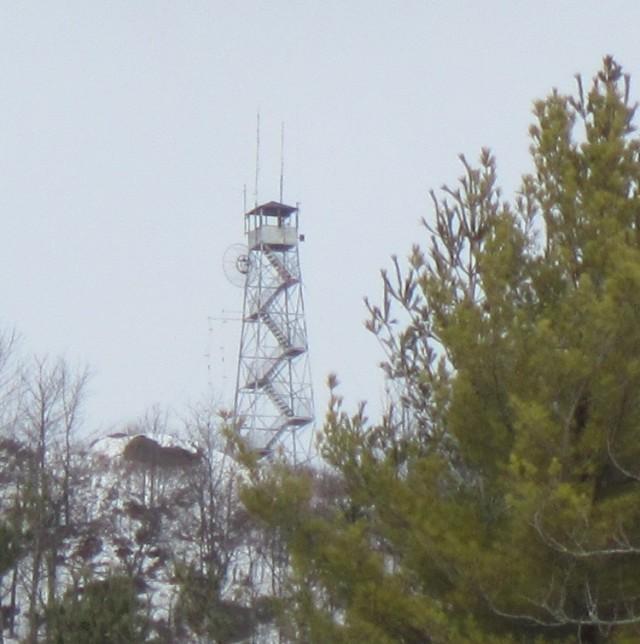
0, 429, 278, 643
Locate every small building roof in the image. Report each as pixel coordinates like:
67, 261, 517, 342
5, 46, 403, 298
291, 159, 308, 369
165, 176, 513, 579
245, 201, 298, 218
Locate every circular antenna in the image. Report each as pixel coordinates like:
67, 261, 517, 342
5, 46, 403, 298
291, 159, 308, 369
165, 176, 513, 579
223, 244, 250, 287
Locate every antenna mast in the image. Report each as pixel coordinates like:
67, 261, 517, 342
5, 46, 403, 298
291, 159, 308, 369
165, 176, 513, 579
254, 112, 260, 207
279, 122, 285, 202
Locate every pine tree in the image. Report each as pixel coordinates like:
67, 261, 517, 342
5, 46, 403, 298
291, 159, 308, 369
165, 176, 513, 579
46, 575, 148, 644
243, 58, 640, 643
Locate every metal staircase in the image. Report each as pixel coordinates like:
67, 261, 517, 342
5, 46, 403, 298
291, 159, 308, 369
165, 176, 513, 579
264, 248, 296, 285
260, 310, 289, 348
263, 381, 293, 417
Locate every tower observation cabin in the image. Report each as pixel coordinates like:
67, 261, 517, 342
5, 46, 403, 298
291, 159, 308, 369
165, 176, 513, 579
245, 201, 300, 250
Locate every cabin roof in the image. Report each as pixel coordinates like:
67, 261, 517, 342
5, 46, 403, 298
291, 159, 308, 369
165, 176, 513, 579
245, 201, 298, 218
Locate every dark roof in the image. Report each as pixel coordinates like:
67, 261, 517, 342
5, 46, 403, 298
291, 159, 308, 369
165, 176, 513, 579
245, 201, 298, 218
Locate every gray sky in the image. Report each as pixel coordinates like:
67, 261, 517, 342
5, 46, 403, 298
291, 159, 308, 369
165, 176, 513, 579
1, 2, 639, 435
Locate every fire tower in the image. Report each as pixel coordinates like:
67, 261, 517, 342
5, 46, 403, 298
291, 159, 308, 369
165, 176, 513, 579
233, 201, 314, 457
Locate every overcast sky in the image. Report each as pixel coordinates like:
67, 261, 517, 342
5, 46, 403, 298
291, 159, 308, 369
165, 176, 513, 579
1, 2, 639, 437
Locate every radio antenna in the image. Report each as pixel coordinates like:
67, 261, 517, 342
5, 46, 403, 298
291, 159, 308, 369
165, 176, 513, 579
254, 111, 260, 207
279, 122, 285, 202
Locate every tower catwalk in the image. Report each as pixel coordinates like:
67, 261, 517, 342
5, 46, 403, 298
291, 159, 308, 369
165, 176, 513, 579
233, 201, 314, 458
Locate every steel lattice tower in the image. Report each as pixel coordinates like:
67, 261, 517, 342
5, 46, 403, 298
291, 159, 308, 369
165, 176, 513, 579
233, 201, 314, 457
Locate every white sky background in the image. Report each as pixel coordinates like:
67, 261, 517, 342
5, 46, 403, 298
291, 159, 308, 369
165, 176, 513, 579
1, 1, 639, 436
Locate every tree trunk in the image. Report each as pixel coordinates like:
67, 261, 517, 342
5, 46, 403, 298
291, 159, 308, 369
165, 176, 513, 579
27, 539, 42, 644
